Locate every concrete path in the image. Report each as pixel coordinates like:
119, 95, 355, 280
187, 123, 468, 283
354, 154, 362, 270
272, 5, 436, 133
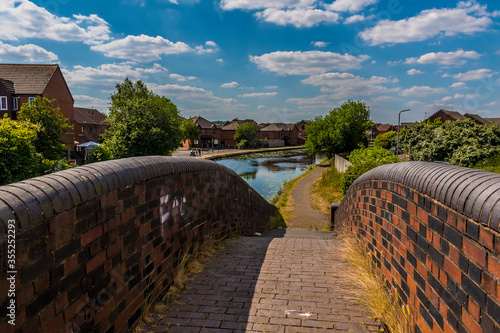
141, 229, 378, 332
285, 164, 331, 230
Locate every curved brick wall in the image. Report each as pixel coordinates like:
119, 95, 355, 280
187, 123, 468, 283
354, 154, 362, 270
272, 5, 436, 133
335, 161, 500, 333
0, 156, 277, 333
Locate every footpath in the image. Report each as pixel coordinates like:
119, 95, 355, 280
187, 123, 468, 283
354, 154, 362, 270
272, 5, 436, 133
140, 160, 379, 332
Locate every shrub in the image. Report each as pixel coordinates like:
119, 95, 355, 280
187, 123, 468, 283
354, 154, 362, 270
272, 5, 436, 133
374, 131, 397, 149
341, 160, 381, 194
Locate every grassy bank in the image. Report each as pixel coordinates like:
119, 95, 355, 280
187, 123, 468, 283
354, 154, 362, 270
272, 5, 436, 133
311, 164, 343, 215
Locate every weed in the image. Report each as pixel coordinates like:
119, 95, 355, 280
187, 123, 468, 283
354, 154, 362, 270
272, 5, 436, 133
341, 231, 414, 333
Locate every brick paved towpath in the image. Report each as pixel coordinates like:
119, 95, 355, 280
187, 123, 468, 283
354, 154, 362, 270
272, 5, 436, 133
141, 229, 378, 332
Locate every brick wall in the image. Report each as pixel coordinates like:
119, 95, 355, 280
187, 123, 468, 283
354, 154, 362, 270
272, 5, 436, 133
335, 161, 500, 333
0, 156, 277, 333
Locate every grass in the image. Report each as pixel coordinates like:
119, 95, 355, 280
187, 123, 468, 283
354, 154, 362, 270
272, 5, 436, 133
311, 163, 343, 216
341, 231, 414, 333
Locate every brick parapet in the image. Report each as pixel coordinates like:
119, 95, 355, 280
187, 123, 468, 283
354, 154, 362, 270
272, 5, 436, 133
0, 156, 277, 333
336, 161, 500, 333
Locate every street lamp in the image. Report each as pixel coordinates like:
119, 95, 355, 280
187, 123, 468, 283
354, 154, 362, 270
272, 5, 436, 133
396, 108, 412, 156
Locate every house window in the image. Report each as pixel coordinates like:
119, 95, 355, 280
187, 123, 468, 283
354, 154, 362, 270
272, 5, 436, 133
12, 97, 18, 110
0, 97, 7, 110
88, 126, 93, 135
81, 127, 84, 133
28, 97, 36, 105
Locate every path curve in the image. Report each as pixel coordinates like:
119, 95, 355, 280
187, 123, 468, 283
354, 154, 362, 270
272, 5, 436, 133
285, 163, 330, 229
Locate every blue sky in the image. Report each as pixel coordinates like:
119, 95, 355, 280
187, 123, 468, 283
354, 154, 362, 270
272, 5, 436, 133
2, 0, 500, 124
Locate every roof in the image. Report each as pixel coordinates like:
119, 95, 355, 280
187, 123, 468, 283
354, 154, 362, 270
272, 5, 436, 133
0, 78, 15, 94
192, 116, 215, 129
259, 123, 293, 132
74, 107, 108, 125
485, 118, 500, 125
430, 109, 467, 121
464, 113, 490, 125
0, 64, 60, 95
221, 119, 256, 131
377, 124, 393, 132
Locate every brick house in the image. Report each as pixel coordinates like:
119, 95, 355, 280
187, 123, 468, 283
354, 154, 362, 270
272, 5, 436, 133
296, 120, 311, 144
258, 123, 299, 146
0, 64, 75, 150
221, 119, 257, 147
74, 107, 110, 143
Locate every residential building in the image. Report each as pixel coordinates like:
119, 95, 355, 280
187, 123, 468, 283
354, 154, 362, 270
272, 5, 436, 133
220, 119, 257, 147
0, 64, 75, 150
427, 109, 467, 122
296, 120, 311, 144
74, 107, 110, 143
377, 124, 394, 135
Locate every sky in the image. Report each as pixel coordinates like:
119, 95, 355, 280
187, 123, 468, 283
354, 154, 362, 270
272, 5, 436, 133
2, 0, 500, 124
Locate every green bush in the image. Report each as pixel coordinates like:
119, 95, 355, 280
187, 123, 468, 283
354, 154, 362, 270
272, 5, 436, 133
373, 131, 397, 149
341, 147, 400, 194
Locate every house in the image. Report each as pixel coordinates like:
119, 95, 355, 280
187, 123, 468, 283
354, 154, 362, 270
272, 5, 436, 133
220, 119, 257, 147
427, 109, 466, 123
192, 116, 222, 148
0, 64, 75, 150
258, 123, 298, 146
74, 107, 110, 143
377, 124, 394, 135
464, 113, 491, 125
296, 120, 311, 144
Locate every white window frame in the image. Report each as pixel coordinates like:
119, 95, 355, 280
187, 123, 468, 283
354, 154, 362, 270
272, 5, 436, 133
0, 96, 7, 110
28, 97, 36, 105
12, 97, 18, 111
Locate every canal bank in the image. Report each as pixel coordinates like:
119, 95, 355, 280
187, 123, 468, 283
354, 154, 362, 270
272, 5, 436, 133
172, 145, 306, 160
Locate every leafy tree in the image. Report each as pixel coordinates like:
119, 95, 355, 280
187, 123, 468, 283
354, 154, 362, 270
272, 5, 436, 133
234, 122, 258, 147
0, 115, 40, 185
181, 118, 200, 148
305, 100, 371, 158
103, 78, 182, 158
374, 131, 397, 149
17, 96, 71, 160
399, 119, 500, 166
341, 147, 400, 194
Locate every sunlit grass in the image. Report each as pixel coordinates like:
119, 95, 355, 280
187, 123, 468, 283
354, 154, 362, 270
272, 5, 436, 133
311, 163, 343, 215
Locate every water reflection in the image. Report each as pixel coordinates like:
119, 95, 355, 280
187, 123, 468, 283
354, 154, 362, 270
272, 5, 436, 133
216, 150, 321, 200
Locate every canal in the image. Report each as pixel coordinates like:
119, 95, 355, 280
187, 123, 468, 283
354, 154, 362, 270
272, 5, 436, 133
215, 150, 322, 200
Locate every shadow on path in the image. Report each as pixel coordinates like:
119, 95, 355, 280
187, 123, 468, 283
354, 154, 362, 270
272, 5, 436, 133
142, 229, 378, 332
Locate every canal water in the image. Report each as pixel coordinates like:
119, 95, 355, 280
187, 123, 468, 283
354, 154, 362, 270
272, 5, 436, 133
215, 150, 323, 200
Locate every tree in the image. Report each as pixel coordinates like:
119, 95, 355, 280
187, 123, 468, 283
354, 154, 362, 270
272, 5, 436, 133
234, 122, 258, 147
399, 119, 500, 166
373, 131, 397, 149
180, 118, 199, 148
305, 100, 371, 158
17, 96, 71, 160
103, 78, 182, 158
0, 115, 40, 185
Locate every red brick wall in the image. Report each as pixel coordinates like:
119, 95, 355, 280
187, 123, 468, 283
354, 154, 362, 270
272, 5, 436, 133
0, 157, 277, 333
335, 162, 500, 333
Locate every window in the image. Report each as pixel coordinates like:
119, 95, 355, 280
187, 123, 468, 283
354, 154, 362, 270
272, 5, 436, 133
12, 97, 18, 110
0, 96, 7, 110
88, 126, 93, 135
81, 127, 84, 133
28, 97, 36, 105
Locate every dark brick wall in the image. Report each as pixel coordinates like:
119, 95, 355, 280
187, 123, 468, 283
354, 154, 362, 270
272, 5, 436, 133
335, 161, 500, 333
0, 156, 277, 333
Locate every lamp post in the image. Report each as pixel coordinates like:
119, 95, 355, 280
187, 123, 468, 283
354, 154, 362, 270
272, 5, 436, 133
396, 108, 411, 156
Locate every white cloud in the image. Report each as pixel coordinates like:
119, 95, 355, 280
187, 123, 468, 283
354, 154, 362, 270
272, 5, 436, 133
205, 41, 218, 47
451, 82, 468, 89
220, 0, 316, 10
0, 41, 58, 63
250, 51, 370, 75
220, 81, 239, 88
485, 101, 497, 106
91, 35, 193, 61
216, 58, 224, 63
264, 85, 278, 89
301, 72, 400, 99
238, 92, 278, 98
170, 73, 196, 81
447, 68, 493, 81
257, 105, 266, 109
62, 62, 168, 90
436, 93, 478, 103
405, 49, 481, 66
407, 69, 424, 75
73, 95, 109, 112
344, 14, 374, 24
255, 8, 339, 28
326, 0, 378, 13
0, 0, 110, 45
400, 86, 447, 97
311, 41, 329, 47
360, 1, 493, 45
